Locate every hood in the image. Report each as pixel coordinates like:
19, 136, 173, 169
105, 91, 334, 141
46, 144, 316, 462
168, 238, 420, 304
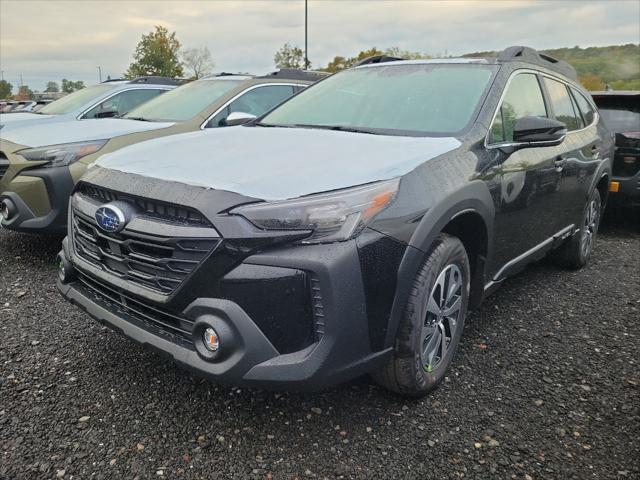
95, 126, 462, 200
0, 112, 57, 125
0, 118, 175, 148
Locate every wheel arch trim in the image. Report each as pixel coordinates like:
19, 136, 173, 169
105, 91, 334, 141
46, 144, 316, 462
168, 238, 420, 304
382, 181, 495, 350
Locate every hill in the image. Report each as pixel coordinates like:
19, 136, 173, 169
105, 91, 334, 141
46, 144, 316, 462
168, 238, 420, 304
463, 44, 640, 90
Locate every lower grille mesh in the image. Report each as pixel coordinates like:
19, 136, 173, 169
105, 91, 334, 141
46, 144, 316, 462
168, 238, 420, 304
77, 272, 195, 348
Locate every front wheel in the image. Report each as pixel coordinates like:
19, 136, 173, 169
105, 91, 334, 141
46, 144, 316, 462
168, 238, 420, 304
551, 188, 602, 270
372, 234, 470, 397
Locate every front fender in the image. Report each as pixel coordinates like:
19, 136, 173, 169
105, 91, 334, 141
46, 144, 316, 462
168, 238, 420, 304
381, 180, 496, 350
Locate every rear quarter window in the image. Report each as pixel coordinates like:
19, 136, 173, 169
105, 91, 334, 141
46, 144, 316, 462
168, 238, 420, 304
543, 77, 582, 131
571, 88, 596, 126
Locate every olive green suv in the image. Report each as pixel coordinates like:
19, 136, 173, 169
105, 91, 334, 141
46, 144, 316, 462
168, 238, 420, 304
0, 70, 323, 232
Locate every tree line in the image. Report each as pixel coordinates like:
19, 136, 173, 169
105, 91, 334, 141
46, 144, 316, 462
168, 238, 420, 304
2, 25, 637, 100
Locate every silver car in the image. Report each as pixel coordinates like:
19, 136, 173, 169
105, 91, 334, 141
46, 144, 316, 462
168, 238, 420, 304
0, 77, 178, 129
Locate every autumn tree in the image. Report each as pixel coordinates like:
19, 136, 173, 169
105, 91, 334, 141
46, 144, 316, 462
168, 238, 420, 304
274, 43, 307, 69
323, 47, 431, 73
579, 74, 605, 91
125, 25, 184, 79
384, 47, 431, 60
61, 79, 85, 93
182, 46, 215, 79
45, 81, 60, 93
16, 85, 34, 100
0, 80, 12, 99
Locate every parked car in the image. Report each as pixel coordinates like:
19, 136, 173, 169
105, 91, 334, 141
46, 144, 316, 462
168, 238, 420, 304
12, 101, 38, 112
0, 77, 179, 128
56, 47, 612, 396
591, 90, 640, 207
1, 101, 19, 113
32, 99, 54, 112
0, 70, 323, 232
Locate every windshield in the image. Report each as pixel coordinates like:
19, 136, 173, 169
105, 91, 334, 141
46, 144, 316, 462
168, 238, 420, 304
261, 63, 496, 136
39, 84, 114, 115
124, 79, 243, 122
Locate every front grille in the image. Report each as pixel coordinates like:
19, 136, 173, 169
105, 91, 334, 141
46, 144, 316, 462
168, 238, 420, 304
0, 152, 8, 180
71, 200, 220, 295
77, 183, 210, 226
77, 272, 195, 348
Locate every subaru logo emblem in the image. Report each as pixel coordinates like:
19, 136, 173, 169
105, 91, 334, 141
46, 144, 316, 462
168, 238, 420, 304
95, 204, 126, 233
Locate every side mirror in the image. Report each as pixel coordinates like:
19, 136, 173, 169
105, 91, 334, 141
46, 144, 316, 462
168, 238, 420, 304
95, 109, 119, 119
225, 111, 257, 127
513, 116, 566, 147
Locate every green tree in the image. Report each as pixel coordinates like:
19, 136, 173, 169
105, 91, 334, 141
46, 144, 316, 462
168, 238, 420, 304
124, 25, 184, 79
61, 79, 85, 93
182, 46, 214, 79
274, 43, 307, 69
45, 81, 60, 93
0, 80, 12, 99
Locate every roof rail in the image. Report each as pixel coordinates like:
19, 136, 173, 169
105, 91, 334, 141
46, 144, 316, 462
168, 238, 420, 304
260, 68, 330, 81
497, 46, 577, 81
354, 55, 404, 67
128, 76, 183, 86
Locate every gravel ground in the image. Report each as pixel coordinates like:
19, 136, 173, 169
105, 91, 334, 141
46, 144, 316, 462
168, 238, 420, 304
1, 209, 638, 480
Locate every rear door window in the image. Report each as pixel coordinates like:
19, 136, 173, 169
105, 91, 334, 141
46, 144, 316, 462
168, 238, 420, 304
543, 78, 582, 131
489, 73, 548, 143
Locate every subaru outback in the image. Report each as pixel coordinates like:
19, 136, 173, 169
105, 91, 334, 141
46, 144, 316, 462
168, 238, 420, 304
57, 47, 612, 396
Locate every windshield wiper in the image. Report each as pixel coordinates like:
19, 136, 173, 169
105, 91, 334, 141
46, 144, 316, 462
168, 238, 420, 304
290, 124, 381, 135
254, 122, 295, 128
125, 116, 151, 122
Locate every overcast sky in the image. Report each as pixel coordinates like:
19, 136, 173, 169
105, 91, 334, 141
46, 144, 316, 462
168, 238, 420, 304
1, 0, 639, 91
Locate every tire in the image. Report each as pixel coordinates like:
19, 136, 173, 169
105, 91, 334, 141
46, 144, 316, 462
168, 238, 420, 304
372, 234, 470, 397
551, 188, 602, 270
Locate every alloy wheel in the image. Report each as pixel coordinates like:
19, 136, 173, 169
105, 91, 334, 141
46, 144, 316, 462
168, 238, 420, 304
421, 264, 464, 372
581, 199, 599, 258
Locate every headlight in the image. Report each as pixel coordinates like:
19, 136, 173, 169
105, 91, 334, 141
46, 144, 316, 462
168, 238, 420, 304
18, 140, 108, 168
231, 178, 400, 244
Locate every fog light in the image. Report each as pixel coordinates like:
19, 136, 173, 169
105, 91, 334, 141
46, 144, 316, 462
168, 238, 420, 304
203, 327, 219, 352
0, 199, 16, 221
56, 251, 76, 283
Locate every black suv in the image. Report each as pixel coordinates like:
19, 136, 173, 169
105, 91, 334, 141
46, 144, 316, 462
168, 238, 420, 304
57, 46, 612, 396
591, 90, 640, 207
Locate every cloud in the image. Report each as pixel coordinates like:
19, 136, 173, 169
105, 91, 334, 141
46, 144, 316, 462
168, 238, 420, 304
1, 0, 638, 91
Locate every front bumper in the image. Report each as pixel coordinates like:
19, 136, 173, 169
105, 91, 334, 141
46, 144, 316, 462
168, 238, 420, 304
610, 171, 640, 206
1, 165, 75, 232
57, 232, 398, 391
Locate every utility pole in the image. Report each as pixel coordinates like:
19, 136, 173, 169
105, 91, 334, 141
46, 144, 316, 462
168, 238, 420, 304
1, 71, 4, 82
304, 0, 309, 70
19, 74, 23, 87
97, 66, 102, 83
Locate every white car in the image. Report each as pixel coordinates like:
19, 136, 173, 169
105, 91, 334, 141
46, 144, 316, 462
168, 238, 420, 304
0, 77, 178, 129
